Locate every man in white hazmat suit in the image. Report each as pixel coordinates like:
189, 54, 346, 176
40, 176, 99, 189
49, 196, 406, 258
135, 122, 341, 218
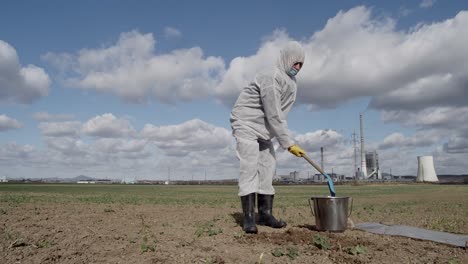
230, 41, 307, 234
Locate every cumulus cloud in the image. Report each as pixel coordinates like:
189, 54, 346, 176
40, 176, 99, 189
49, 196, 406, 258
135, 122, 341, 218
420, 0, 436, 8
0, 40, 51, 104
43, 30, 224, 103
214, 30, 293, 105
93, 138, 147, 154
1, 118, 235, 179
141, 118, 232, 156
398, 6, 412, 17
82, 113, 136, 138
294, 129, 344, 151
381, 107, 468, 153
212, 6, 468, 173
45, 137, 88, 156
164, 27, 182, 39
0, 142, 35, 161
304, 7, 467, 110
378, 132, 441, 150
214, 6, 468, 159
444, 136, 468, 154
381, 107, 468, 129
0, 114, 22, 131
215, 7, 468, 113
39, 121, 82, 137
42, 8, 468, 111
6, 7, 468, 178
33, 112, 74, 122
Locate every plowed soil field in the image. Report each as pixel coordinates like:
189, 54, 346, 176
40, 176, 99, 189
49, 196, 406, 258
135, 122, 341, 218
1, 184, 467, 263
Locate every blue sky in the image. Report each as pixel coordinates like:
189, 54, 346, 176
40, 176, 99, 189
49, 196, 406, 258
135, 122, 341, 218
1, 0, 467, 180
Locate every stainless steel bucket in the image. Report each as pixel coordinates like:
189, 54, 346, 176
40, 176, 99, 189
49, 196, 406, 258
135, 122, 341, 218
308, 196, 353, 232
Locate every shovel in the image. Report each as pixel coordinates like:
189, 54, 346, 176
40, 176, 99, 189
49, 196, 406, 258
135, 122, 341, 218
303, 154, 336, 197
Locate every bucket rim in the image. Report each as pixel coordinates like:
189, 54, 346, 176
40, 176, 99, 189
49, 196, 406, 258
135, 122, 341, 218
310, 196, 350, 199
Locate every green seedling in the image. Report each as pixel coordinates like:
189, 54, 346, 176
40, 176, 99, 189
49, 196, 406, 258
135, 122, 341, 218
140, 236, 156, 253
286, 247, 299, 260
233, 231, 244, 239
37, 239, 55, 248
271, 248, 284, 257
103, 208, 114, 213
345, 244, 367, 255
140, 243, 155, 253
208, 228, 223, 236
313, 234, 331, 250
3, 228, 21, 241
195, 220, 223, 237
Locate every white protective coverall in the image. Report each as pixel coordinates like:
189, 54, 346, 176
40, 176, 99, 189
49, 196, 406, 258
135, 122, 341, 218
230, 41, 305, 196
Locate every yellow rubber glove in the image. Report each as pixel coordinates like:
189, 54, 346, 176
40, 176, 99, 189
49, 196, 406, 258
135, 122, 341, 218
288, 144, 306, 157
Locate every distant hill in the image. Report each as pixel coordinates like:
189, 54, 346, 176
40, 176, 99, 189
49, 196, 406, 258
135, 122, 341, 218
38, 175, 97, 183
72, 175, 96, 182
438, 174, 468, 184
9, 175, 108, 183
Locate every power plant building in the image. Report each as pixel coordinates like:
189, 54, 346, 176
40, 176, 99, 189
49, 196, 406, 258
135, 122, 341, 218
365, 151, 382, 179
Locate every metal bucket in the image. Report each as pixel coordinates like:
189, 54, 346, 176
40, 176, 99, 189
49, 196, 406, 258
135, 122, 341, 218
308, 196, 353, 232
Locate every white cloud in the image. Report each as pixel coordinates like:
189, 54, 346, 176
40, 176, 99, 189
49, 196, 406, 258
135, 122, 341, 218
93, 138, 147, 154
82, 113, 136, 138
45, 137, 88, 156
381, 107, 468, 154
141, 118, 232, 156
0, 142, 35, 161
0, 40, 51, 104
381, 107, 468, 129
164, 27, 182, 39
33, 112, 74, 122
294, 129, 344, 151
39, 8, 468, 112
420, 0, 436, 8
43, 30, 224, 103
214, 6, 468, 161
5, 7, 468, 178
0, 114, 22, 131
214, 30, 292, 106
378, 131, 441, 150
303, 7, 467, 110
39, 121, 82, 137
1, 119, 235, 180
43, 8, 468, 111
398, 6, 412, 17
215, 7, 468, 112
444, 136, 468, 153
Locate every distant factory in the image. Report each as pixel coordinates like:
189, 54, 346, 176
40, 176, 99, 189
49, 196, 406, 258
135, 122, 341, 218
278, 112, 443, 184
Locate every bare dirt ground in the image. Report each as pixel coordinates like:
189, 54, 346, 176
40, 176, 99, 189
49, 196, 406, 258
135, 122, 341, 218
1, 202, 466, 264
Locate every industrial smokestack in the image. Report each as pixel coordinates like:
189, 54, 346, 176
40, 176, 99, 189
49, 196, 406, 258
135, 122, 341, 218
353, 130, 358, 180
360, 113, 367, 178
320, 147, 324, 171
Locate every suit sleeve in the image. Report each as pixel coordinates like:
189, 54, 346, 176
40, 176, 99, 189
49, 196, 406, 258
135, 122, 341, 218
259, 75, 294, 149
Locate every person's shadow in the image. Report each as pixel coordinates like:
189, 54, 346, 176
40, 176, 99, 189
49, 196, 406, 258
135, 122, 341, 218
231, 213, 318, 231
230, 212, 262, 227
297, 224, 318, 231
231, 212, 244, 227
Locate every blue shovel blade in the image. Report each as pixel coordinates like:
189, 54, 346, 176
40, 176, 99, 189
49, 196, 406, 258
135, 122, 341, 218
322, 172, 336, 197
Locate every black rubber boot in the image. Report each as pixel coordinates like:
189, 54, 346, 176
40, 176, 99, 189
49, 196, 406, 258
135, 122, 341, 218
240, 193, 258, 234
257, 194, 287, 228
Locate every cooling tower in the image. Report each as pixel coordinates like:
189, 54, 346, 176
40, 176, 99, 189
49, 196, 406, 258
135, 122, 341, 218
416, 156, 439, 182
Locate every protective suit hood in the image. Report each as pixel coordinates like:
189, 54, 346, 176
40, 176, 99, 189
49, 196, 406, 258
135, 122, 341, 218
276, 41, 305, 77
